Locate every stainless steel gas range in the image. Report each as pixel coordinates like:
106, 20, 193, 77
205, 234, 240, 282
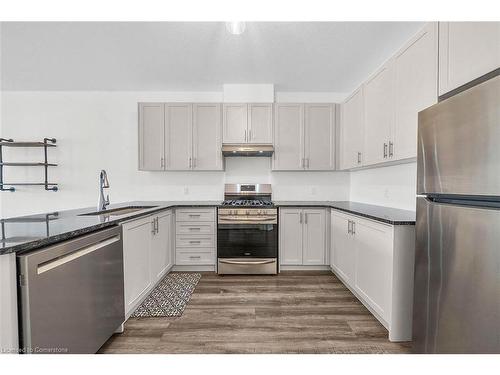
217, 183, 278, 275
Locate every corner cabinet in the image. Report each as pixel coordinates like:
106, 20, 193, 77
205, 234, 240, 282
222, 103, 273, 144
340, 87, 365, 169
438, 22, 500, 96
279, 207, 328, 266
122, 210, 174, 319
138, 102, 223, 171
273, 104, 335, 171
330, 210, 415, 342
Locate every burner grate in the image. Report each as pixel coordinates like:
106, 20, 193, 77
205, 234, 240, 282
222, 199, 273, 207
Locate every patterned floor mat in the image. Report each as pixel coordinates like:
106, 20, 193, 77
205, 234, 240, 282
131, 273, 201, 318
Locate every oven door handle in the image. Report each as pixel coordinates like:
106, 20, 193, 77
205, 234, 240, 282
219, 259, 276, 265
218, 217, 276, 222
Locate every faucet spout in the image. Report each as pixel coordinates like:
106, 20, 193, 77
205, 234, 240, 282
98, 170, 110, 211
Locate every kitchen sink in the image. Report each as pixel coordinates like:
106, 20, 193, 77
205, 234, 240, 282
79, 205, 158, 217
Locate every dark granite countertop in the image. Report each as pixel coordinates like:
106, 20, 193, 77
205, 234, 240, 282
1, 200, 415, 256
274, 201, 416, 226
0, 201, 221, 255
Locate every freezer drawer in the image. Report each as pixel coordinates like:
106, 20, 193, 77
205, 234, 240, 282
17, 226, 124, 354
413, 197, 500, 353
417, 75, 500, 196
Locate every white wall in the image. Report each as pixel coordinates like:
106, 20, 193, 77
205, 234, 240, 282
0, 91, 350, 218
349, 162, 417, 211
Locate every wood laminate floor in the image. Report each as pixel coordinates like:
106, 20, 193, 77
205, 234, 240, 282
99, 271, 412, 354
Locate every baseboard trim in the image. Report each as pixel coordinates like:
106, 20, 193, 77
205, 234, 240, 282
280, 265, 331, 271
172, 265, 216, 272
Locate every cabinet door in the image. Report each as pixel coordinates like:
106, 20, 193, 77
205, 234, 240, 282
340, 88, 365, 170
138, 103, 164, 171
363, 62, 395, 166
192, 103, 223, 170
394, 23, 438, 160
354, 218, 393, 322
279, 208, 303, 265
248, 103, 273, 144
304, 104, 335, 170
273, 104, 304, 170
302, 209, 327, 265
150, 211, 173, 283
332, 213, 355, 283
223, 104, 247, 143
439, 22, 500, 96
122, 216, 152, 316
165, 103, 192, 170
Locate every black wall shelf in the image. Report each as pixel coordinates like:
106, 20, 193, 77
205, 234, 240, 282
0, 138, 58, 192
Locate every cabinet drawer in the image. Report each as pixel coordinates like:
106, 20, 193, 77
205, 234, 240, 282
176, 235, 215, 248
176, 249, 215, 265
176, 209, 215, 222
176, 222, 215, 235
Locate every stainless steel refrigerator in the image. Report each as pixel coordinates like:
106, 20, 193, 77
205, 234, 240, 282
413, 75, 500, 353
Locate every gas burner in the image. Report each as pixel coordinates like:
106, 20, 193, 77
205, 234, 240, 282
222, 199, 273, 207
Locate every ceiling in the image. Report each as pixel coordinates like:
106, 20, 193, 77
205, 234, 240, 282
1, 22, 424, 92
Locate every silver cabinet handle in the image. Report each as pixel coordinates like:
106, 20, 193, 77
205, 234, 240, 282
351, 221, 356, 235
244, 129, 247, 142
189, 240, 201, 244
156, 217, 159, 234
152, 219, 156, 234
357, 152, 361, 164
189, 256, 201, 259
299, 212, 303, 224
189, 227, 201, 231
347, 220, 351, 234
306, 158, 310, 169
305, 213, 308, 224
389, 141, 394, 158
160, 157, 164, 168
383, 143, 388, 158
189, 214, 201, 217
248, 129, 252, 141
188, 157, 192, 168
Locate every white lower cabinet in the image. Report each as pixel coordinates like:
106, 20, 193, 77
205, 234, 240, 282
280, 208, 328, 266
175, 208, 216, 267
330, 210, 415, 342
122, 209, 174, 319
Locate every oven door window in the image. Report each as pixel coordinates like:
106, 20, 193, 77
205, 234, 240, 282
217, 224, 278, 258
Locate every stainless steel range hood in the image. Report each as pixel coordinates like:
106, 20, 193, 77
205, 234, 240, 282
222, 144, 274, 157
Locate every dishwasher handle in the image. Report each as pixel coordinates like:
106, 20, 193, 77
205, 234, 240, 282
37, 236, 120, 274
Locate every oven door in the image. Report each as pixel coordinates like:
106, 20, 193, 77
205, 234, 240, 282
217, 223, 278, 259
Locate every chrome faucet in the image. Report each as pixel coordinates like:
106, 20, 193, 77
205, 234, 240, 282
98, 170, 110, 211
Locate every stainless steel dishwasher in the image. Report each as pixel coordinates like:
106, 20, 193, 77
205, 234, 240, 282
17, 226, 124, 354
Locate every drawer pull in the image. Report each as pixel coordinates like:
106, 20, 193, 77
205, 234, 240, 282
189, 227, 201, 231
189, 256, 201, 259
219, 259, 275, 265
189, 214, 201, 217
189, 240, 201, 244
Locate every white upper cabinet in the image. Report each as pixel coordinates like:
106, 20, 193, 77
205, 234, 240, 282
340, 88, 365, 170
439, 22, 500, 96
223, 103, 273, 144
273, 103, 335, 171
192, 103, 223, 170
139, 103, 164, 171
393, 22, 438, 160
165, 103, 193, 170
304, 104, 335, 170
363, 61, 395, 166
248, 103, 273, 144
273, 104, 304, 170
222, 104, 248, 143
139, 102, 223, 171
